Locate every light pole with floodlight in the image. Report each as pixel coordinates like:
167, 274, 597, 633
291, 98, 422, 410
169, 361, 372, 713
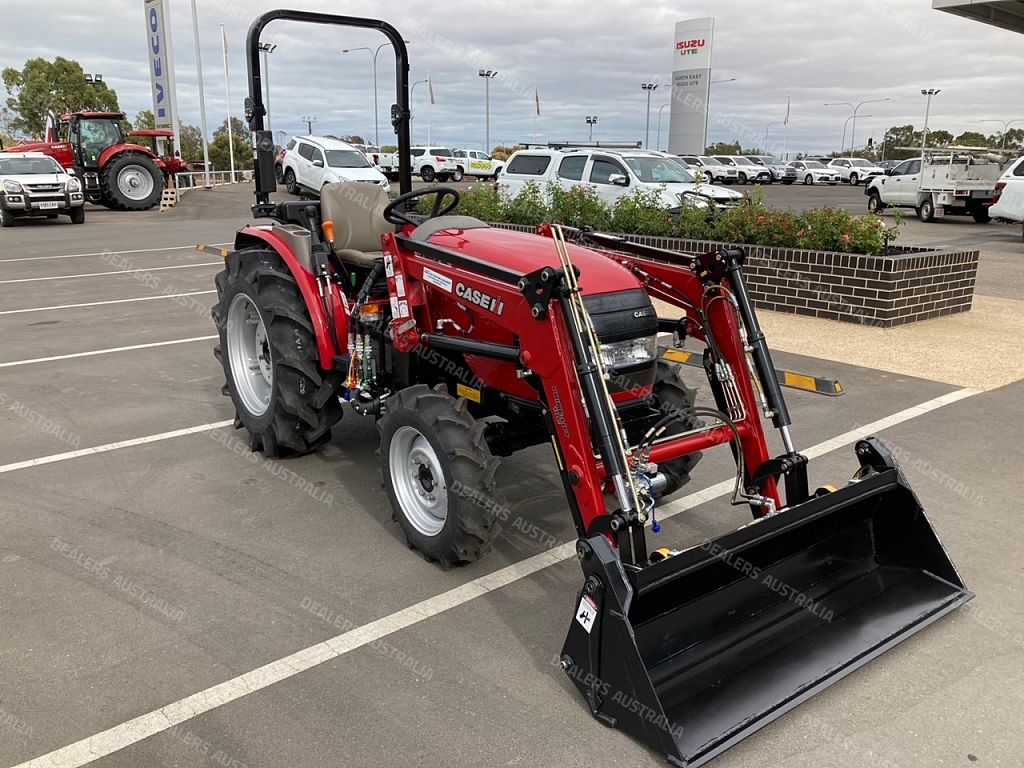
825, 97, 890, 155
479, 70, 497, 154
920, 89, 941, 158
586, 115, 598, 141
342, 40, 410, 147
641, 83, 658, 149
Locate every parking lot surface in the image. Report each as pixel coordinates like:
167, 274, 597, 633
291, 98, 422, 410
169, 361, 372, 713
1, 186, 1020, 768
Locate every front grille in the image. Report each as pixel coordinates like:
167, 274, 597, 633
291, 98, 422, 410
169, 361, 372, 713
26, 183, 63, 192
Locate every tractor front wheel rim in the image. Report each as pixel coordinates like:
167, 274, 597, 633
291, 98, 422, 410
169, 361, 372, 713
117, 164, 155, 201
390, 426, 448, 537
226, 293, 273, 416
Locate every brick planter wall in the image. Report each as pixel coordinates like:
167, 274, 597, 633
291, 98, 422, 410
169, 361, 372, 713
489, 224, 979, 328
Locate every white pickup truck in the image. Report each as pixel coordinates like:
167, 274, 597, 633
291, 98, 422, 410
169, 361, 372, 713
865, 148, 1003, 223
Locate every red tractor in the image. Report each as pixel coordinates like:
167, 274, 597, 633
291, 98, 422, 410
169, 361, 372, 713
4, 111, 183, 210
209, 10, 971, 766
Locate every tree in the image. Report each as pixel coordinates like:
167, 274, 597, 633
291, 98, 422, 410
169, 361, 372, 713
880, 125, 921, 161
705, 141, 741, 155
380, 144, 399, 153
927, 130, 954, 147
954, 131, 989, 147
208, 117, 252, 172
2, 57, 120, 137
178, 124, 203, 164
1000, 128, 1024, 150
134, 110, 156, 130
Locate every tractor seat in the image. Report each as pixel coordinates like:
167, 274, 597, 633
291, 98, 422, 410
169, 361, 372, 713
320, 182, 394, 267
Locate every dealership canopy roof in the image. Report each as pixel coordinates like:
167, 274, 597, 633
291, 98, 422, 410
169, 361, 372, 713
933, 0, 1024, 33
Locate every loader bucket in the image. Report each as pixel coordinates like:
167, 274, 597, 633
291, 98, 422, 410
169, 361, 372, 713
561, 453, 971, 767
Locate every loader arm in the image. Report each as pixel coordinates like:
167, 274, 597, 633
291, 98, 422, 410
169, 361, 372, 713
387, 229, 786, 559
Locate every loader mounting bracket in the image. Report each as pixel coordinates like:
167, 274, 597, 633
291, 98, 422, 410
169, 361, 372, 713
855, 436, 898, 473
693, 247, 744, 285
749, 453, 810, 506
517, 266, 567, 320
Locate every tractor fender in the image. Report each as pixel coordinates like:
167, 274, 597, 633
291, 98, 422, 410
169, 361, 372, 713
97, 143, 166, 171
233, 226, 338, 365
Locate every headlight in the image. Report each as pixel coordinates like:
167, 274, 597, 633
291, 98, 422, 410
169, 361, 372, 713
3, 180, 23, 193
678, 192, 709, 209
600, 336, 657, 369
66, 177, 82, 192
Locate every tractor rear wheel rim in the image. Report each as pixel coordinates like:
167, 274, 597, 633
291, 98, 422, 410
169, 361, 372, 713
390, 426, 448, 536
226, 293, 273, 416
117, 164, 155, 201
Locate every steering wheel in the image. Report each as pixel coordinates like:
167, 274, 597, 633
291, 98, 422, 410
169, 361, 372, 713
384, 187, 460, 227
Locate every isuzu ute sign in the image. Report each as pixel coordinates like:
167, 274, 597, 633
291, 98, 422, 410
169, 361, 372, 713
668, 17, 715, 156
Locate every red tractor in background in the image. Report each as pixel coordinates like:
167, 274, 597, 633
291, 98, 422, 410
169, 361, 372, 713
4, 111, 186, 210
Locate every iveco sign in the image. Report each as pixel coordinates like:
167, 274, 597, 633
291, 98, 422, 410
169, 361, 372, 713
667, 18, 715, 156
143, 0, 180, 137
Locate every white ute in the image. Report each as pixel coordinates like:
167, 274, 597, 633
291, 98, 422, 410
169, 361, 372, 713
865, 147, 1005, 223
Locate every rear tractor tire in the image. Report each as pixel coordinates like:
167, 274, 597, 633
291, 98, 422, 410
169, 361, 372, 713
648, 360, 704, 501
100, 153, 163, 211
211, 247, 343, 457
378, 385, 503, 567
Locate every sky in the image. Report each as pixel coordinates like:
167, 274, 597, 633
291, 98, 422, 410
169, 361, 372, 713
1, 0, 1022, 156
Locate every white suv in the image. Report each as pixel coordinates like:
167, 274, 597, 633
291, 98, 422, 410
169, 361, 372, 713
678, 155, 739, 184
499, 148, 744, 211
828, 157, 885, 186
0, 152, 86, 227
989, 155, 1024, 230
409, 147, 458, 182
451, 149, 504, 181
279, 136, 390, 196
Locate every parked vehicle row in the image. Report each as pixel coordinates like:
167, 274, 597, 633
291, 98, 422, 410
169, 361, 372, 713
498, 147, 746, 211
788, 160, 840, 185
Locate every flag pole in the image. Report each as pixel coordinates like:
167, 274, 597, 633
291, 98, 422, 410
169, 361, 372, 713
427, 73, 434, 146
220, 24, 235, 183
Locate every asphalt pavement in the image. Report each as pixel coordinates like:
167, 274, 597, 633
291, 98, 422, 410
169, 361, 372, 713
0, 187, 1020, 768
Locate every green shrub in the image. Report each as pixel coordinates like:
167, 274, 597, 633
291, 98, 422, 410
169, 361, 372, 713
435, 181, 899, 256
548, 182, 611, 230
501, 181, 548, 225
609, 187, 677, 236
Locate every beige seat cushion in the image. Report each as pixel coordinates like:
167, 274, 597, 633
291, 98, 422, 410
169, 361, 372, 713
320, 182, 394, 267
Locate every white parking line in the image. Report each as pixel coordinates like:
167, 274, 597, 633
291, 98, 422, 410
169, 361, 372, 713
0, 336, 217, 368
0, 291, 217, 316
0, 420, 234, 475
0, 243, 232, 263
0, 262, 221, 285
5, 387, 981, 768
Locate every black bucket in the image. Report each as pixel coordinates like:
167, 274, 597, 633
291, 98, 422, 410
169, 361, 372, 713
561, 448, 971, 767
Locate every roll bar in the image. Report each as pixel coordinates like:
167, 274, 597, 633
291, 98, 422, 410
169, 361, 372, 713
243, 9, 413, 212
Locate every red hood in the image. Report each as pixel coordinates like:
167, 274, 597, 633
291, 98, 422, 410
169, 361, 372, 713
425, 226, 642, 296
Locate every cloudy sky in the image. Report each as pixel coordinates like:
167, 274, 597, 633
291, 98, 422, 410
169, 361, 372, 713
1, 0, 1021, 155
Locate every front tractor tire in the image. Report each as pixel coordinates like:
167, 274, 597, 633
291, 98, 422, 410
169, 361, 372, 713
212, 247, 343, 457
649, 361, 704, 500
100, 153, 163, 210
378, 385, 502, 567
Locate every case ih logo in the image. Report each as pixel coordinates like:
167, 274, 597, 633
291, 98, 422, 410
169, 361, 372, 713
455, 283, 505, 315
676, 38, 706, 56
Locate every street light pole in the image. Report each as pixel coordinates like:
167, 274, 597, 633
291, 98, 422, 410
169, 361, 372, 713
410, 78, 427, 145
981, 118, 1024, 150
302, 115, 317, 135
656, 104, 670, 151
703, 77, 736, 153
258, 43, 276, 135
763, 120, 780, 154
641, 83, 658, 149
189, 0, 211, 187
920, 88, 941, 159
342, 41, 409, 147
479, 70, 497, 154
586, 115, 598, 142
826, 97, 890, 156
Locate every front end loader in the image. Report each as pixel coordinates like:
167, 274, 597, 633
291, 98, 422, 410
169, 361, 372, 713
210, 9, 972, 765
